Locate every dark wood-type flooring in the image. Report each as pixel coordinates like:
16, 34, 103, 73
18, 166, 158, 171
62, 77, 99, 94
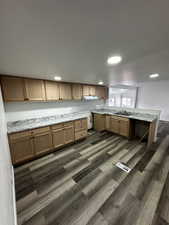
14, 121, 169, 225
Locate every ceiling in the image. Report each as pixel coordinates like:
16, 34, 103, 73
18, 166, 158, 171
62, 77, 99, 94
1, 0, 169, 86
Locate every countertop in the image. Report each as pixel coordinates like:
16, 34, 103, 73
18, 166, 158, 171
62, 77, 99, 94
92, 109, 158, 122
7, 111, 90, 134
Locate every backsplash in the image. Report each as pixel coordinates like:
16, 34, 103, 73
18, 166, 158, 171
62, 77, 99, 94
5, 100, 105, 122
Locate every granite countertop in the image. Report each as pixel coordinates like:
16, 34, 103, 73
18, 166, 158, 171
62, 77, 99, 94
7, 111, 90, 134
92, 109, 158, 122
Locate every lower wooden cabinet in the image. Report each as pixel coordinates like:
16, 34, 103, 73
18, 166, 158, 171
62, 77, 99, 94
64, 126, 74, 144
9, 131, 34, 164
93, 113, 105, 131
33, 132, 53, 156
9, 118, 88, 165
94, 113, 131, 138
52, 128, 65, 148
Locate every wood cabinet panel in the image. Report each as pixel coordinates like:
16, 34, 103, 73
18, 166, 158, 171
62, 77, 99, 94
25, 79, 46, 101
105, 115, 111, 131
10, 136, 34, 164
81, 118, 88, 130
31, 126, 50, 135
110, 117, 120, 134
83, 85, 96, 96
34, 132, 53, 155
52, 128, 65, 148
74, 119, 82, 131
1, 76, 25, 101
64, 121, 73, 127
72, 84, 82, 100
119, 120, 130, 137
94, 114, 105, 131
59, 83, 72, 100
75, 130, 87, 140
45, 81, 60, 101
96, 86, 107, 99
64, 126, 74, 144
51, 123, 64, 130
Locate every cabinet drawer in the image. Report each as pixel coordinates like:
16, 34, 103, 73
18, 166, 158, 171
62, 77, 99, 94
51, 123, 64, 130
75, 130, 87, 140
64, 121, 73, 127
9, 131, 32, 142
31, 126, 50, 135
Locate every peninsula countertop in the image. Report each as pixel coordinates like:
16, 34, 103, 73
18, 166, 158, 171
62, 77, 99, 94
92, 109, 158, 122
7, 111, 90, 134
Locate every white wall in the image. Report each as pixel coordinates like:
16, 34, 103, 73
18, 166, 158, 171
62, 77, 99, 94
5, 100, 104, 122
0, 86, 16, 225
137, 80, 169, 121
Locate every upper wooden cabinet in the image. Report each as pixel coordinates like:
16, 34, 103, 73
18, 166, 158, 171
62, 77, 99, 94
1, 75, 108, 102
24, 79, 46, 101
45, 81, 60, 101
96, 86, 108, 99
83, 85, 96, 96
72, 84, 82, 100
1, 76, 25, 101
59, 83, 72, 100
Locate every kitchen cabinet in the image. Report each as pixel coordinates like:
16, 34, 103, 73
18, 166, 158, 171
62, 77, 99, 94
119, 118, 130, 137
93, 113, 105, 131
9, 131, 34, 164
52, 128, 65, 148
59, 83, 72, 100
9, 118, 88, 165
45, 81, 60, 101
105, 115, 111, 131
96, 86, 108, 99
64, 126, 74, 144
25, 79, 46, 101
32, 127, 53, 156
1, 75, 108, 102
93, 113, 130, 138
83, 85, 96, 96
1, 76, 25, 101
72, 84, 83, 100
74, 118, 88, 140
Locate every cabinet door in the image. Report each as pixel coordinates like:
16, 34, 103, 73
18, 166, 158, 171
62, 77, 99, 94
74, 119, 82, 131
52, 128, 65, 148
33, 132, 53, 155
1, 76, 25, 101
59, 83, 72, 100
105, 115, 111, 131
64, 126, 74, 144
10, 137, 34, 164
45, 81, 60, 101
25, 79, 46, 101
96, 86, 107, 99
89, 85, 96, 96
81, 118, 88, 130
83, 85, 90, 96
110, 117, 120, 134
119, 120, 130, 137
72, 84, 82, 100
94, 114, 105, 131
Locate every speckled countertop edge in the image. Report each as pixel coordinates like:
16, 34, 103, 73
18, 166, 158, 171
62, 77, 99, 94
7, 112, 90, 134
91, 110, 158, 122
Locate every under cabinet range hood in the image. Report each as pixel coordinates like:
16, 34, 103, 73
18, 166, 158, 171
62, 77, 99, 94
83, 96, 99, 100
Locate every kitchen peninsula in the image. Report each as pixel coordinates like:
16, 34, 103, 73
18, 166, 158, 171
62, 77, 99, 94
92, 108, 159, 149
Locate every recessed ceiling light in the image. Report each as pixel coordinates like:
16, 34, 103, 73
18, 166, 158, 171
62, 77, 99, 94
149, 73, 159, 78
98, 81, 104, 85
107, 55, 122, 65
54, 76, 62, 81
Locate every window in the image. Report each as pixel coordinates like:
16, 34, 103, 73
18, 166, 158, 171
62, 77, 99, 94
121, 97, 132, 107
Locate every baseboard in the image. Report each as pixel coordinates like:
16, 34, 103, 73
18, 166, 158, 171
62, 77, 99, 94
12, 167, 17, 225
